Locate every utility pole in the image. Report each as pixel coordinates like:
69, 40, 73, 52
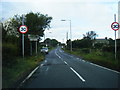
70, 20, 72, 52
66, 31, 68, 41
61, 19, 72, 52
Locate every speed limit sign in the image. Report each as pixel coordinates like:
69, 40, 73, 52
19, 25, 28, 34
111, 22, 119, 31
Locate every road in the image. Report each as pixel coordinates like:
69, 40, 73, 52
20, 47, 120, 88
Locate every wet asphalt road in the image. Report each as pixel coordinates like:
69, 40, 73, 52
21, 47, 120, 88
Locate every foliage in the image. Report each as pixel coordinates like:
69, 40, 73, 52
94, 43, 104, 49
66, 39, 71, 50
25, 12, 52, 36
44, 38, 59, 47
3, 15, 21, 37
2, 53, 44, 88
69, 31, 98, 50
3, 12, 52, 38
83, 31, 98, 40
81, 48, 90, 53
2, 12, 53, 66
71, 38, 92, 49
2, 43, 19, 66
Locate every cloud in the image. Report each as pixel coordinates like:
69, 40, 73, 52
1, 0, 119, 42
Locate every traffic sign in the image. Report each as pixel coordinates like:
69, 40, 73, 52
111, 22, 119, 31
19, 25, 28, 34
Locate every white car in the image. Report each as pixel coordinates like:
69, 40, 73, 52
40, 47, 49, 54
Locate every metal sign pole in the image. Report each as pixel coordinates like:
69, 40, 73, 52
22, 15, 24, 58
115, 30, 117, 59
114, 14, 117, 60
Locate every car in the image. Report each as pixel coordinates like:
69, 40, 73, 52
40, 47, 49, 54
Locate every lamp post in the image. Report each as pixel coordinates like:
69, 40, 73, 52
61, 20, 72, 52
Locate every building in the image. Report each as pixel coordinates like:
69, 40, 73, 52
118, 1, 120, 39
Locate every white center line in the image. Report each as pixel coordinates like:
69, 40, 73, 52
64, 61, 69, 66
70, 67, 85, 82
56, 49, 86, 82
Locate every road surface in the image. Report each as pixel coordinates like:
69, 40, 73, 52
20, 47, 120, 88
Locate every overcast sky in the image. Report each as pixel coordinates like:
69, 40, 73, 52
1, 0, 119, 43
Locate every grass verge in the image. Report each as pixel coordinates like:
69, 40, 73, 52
63, 48, 120, 72
2, 52, 44, 88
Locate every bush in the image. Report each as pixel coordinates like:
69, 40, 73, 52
2, 43, 19, 66
102, 45, 114, 53
81, 48, 90, 53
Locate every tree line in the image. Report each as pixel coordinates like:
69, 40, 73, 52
66, 31, 120, 59
2, 12, 54, 66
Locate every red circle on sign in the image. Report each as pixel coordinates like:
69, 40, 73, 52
19, 25, 28, 34
111, 22, 119, 31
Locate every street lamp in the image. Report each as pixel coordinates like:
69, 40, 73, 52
61, 19, 72, 52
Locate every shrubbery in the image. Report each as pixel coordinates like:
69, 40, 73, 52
2, 43, 19, 66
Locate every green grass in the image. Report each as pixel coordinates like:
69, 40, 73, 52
2, 53, 44, 88
63, 48, 119, 72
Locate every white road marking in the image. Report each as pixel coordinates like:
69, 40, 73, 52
55, 50, 61, 59
64, 61, 69, 66
45, 67, 49, 72
90, 63, 120, 74
70, 67, 85, 82
40, 64, 44, 67
56, 49, 86, 82
26, 66, 39, 79
18, 66, 39, 88
82, 60, 85, 62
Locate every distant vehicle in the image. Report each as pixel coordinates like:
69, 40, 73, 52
40, 47, 49, 54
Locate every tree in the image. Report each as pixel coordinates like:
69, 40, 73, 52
83, 31, 98, 48
66, 39, 71, 49
2, 12, 53, 57
3, 12, 52, 38
72, 39, 92, 49
83, 31, 98, 40
44, 38, 59, 47
51, 39, 59, 47
25, 12, 52, 36
3, 17, 21, 37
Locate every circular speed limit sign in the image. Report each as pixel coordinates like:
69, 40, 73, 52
111, 22, 119, 31
19, 25, 28, 34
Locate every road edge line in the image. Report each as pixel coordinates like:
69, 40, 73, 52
17, 66, 39, 88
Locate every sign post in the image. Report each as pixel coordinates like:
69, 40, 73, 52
111, 14, 119, 59
19, 16, 28, 58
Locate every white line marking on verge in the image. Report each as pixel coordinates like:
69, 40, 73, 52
26, 66, 39, 79
70, 67, 85, 82
18, 66, 39, 88
90, 63, 120, 74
